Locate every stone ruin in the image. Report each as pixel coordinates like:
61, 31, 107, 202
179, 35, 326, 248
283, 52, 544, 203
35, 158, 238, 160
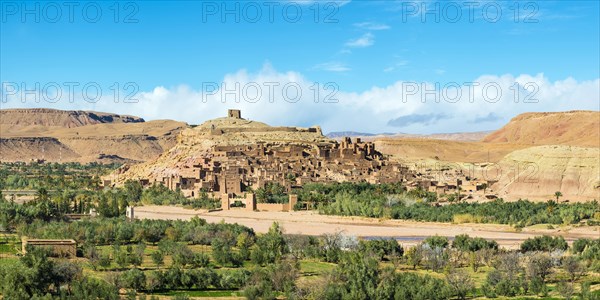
227, 109, 242, 119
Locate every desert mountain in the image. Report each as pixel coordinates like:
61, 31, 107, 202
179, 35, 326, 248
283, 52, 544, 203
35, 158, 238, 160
494, 145, 600, 201
0, 108, 143, 131
0, 108, 187, 163
482, 110, 600, 147
482, 110, 599, 201
373, 138, 528, 163
374, 110, 599, 201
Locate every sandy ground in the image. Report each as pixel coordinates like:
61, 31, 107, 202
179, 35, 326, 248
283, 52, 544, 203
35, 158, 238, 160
134, 206, 600, 250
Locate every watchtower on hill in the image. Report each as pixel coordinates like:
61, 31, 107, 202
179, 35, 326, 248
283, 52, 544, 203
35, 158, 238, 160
228, 109, 242, 119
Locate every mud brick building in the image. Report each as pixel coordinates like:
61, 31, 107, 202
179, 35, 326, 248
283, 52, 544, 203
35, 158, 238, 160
105, 110, 495, 210
22, 237, 77, 258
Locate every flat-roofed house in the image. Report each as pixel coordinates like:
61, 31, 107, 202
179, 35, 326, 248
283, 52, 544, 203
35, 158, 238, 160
22, 237, 77, 258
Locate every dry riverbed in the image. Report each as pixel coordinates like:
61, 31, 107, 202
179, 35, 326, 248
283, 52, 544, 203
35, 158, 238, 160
134, 205, 600, 249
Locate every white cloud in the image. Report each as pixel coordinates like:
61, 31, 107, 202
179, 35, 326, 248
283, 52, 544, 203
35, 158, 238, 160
354, 22, 390, 30
313, 62, 351, 72
345, 33, 375, 48
2, 67, 599, 134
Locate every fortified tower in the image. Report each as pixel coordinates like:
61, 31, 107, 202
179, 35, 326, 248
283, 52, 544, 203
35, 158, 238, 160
228, 109, 242, 119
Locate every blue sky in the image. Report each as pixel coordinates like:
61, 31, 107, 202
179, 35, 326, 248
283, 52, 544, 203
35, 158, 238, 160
1, 0, 599, 133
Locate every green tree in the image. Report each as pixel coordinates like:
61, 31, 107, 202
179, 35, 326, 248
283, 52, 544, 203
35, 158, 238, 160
251, 222, 287, 265
446, 269, 474, 300
192, 252, 210, 268
124, 180, 143, 203
212, 237, 241, 267
244, 268, 276, 300
120, 268, 146, 292
554, 191, 563, 202
526, 253, 553, 287
337, 251, 379, 300
114, 247, 129, 269
99, 252, 112, 270
69, 277, 119, 300
561, 256, 584, 282
556, 280, 574, 300
237, 231, 254, 260
424, 235, 449, 249
406, 244, 425, 270
172, 245, 194, 267
521, 235, 568, 252
151, 250, 164, 268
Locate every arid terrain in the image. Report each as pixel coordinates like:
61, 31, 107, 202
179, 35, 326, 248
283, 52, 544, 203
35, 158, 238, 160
134, 205, 600, 250
0, 108, 187, 163
375, 111, 600, 201
1, 108, 599, 201
482, 110, 600, 147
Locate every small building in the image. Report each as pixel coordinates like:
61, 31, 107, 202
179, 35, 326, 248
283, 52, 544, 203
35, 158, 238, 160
22, 237, 77, 258
228, 109, 242, 119
126, 206, 135, 219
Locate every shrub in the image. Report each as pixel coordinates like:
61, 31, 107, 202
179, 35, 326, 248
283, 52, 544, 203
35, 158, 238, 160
424, 235, 449, 249
521, 236, 568, 252
358, 238, 403, 260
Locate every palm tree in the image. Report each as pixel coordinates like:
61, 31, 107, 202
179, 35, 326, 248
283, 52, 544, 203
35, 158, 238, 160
547, 199, 557, 214
35, 187, 50, 202
554, 191, 563, 202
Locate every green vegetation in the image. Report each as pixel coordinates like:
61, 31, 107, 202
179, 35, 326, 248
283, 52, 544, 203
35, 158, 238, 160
0, 247, 119, 299
0, 162, 221, 213
0, 162, 118, 190
520, 236, 569, 252
292, 182, 600, 226
1, 163, 600, 299
2, 213, 600, 299
138, 183, 221, 209
255, 182, 288, 204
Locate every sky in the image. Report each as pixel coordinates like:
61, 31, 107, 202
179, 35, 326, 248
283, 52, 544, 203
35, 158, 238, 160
1, 0, 599, 134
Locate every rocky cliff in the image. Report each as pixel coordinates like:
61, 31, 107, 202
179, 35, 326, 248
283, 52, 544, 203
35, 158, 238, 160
0, 109, 187, 163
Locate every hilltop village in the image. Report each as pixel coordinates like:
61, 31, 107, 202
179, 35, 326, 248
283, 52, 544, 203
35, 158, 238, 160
104, 110, 494, 209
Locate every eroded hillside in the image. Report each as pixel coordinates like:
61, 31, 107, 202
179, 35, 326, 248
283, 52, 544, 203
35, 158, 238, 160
0, 109, 187, 163
494, 145, 600, 201
374, 111, 600, 202
107, 114, 334, 186
482, 111, 600, 147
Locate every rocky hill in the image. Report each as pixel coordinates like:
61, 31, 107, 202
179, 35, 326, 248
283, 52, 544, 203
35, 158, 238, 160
0, 108, 143, 131
108, 113, 332, 185
0, 109, 187, 163
494, 145, 600, 201
373, 139, 527, 163
374, 111, 599, 202
482, 110, 599, 147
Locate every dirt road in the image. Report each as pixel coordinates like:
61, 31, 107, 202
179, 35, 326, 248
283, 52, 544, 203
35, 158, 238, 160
134, 205, 600, 249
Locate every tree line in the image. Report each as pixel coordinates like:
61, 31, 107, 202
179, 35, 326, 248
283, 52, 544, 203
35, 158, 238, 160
294, 182, 600, 227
